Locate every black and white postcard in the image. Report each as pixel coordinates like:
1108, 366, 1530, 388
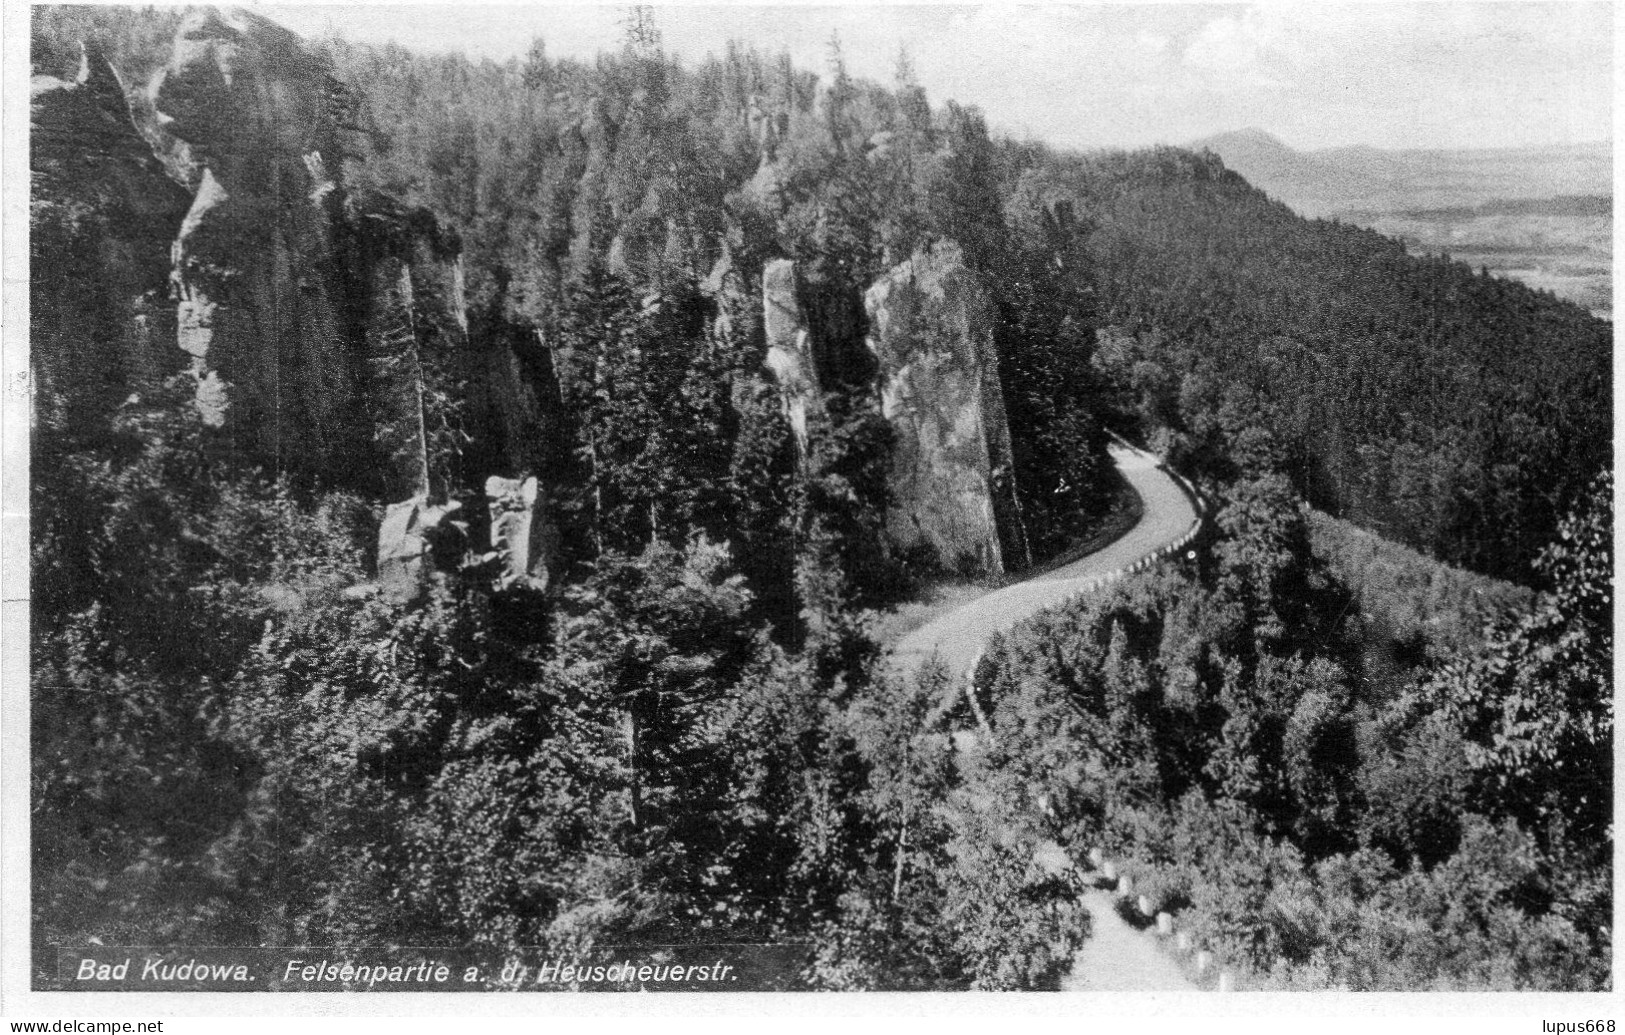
3, 0, 1615, 1026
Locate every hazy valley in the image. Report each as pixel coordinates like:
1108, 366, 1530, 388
1195, 129, 1612, 317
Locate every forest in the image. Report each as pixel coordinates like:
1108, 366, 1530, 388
28, 6, 1612, 990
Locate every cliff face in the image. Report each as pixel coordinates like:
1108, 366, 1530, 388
154, 9, 379, 482
346, 194, 469, 502
145, 8, 502, 595
760, 259, 823, 451
864, 241, 1021, 574
30, 46, 191, 431
757, 239, 1024, 576
33, 7, 562, 601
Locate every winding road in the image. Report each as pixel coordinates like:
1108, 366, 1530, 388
889, 441, 1200, 684
884, 439, 1204, 993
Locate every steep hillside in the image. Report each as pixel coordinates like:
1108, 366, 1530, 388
1190, 130, 1613, 316
1306, 509, 1536, 710
1051, 147, 1609, 582
43, 5, 1598, 592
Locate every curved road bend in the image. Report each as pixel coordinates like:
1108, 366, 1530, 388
888, 442, 1199, 683
885, 441, 1202, 993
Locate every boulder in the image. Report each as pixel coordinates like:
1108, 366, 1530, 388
377, 496, 461, 603
864, 240, 1024, 574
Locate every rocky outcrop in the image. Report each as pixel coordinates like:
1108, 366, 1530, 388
760, 259, 823, 451
377, 496, 461, 603
34, 7, 575, 603
757, 242, 1025, 575
148, 8, 472, 504
485, 475, 559, 593
144, 8, 505, 597
465, 313, 568, 593
30, 44, 191, 430
154, 7, 362, 475
864, 241, 1024, 574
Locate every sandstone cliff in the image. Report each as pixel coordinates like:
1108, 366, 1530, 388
864, 241, 1024, 574
757, 239, 1026, 576
31, 44, 191, 431
760, 258, 823, 452
154, 8, 378, 481
33, 7, 564, 601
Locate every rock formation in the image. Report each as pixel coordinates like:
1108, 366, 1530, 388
349, 193, 470, 501
757, 240, 1025, 576
33, 6, 569, 603
30, 44, 191, 430
358, 255, 432, 500
143, 8, 531, 600
760, 259, 824, 452
154, 7, 367, 476
864, 240, 1024, 574
469, 319, 563, 476
485, 475, 559, 593
33, 8, 1036, 601
377, 496, 461, 603
466, 315, 569, 596
144, 8, 478, 509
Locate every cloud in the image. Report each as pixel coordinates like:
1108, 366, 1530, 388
1133, 31, 1171, 57
1182, 7, 1303, 85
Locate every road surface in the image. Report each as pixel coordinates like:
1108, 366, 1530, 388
888, 442, 1199, 683
1064, 886, 1200, 992
887, 441, 1204, 993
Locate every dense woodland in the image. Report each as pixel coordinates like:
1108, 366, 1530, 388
979, 468, 1611, 989
30, 7, 1612, 990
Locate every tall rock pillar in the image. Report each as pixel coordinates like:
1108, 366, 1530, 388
761, 258, 824, 453
864, 240, 1025, 575
30, 45, 190, 431
153, 7, 359, 475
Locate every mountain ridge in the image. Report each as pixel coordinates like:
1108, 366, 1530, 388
1188, 127, 1611, 216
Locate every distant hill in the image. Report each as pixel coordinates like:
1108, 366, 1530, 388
1190, 128, 1611, 217
1187, 129, 1383, 216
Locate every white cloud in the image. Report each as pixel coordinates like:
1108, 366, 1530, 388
1133, 31, 1171, 57
1182, 6, 1303, 84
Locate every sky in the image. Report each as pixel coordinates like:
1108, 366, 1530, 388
256, 1, 1614, 152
